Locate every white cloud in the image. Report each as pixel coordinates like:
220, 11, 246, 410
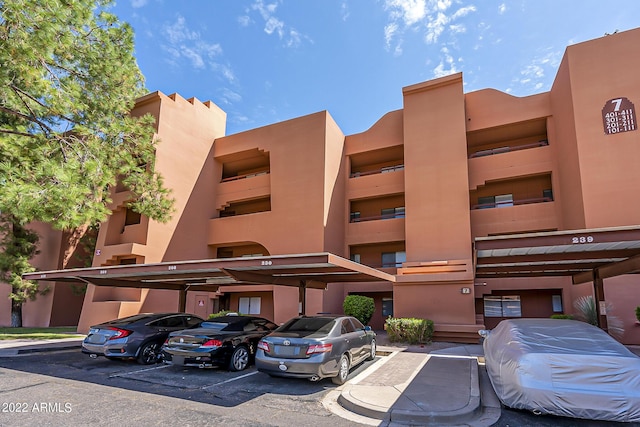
238, 16, 252, 27
383, 0, 477, 51
498, 3, 507, 14
246, 0, 309, 47
131, 0, 148, 8
265, 16, 285, 37
511, 49, 563, 93
384, 23, 399, 49
433, 46, 458, 77
220, 88, 243, 104
161, 15, 239, 86
341, 2, 350, 21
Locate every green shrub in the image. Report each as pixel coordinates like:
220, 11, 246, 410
550, 314, 573, 319
208, 310, 240, 319
343, 295, 375, 325
385, 317, 434, 344
636, 306, 640, 322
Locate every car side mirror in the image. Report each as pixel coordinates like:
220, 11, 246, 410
364, 326, 372, 331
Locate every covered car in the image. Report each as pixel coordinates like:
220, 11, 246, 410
162, 315, 277, 371
482, 318, 640, 423
255, 315, 376, 385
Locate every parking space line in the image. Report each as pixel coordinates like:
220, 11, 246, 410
108, 364, 172, 378
200, 371, 259, 390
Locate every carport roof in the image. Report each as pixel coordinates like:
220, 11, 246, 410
474, 225, 640, 283
23, 252, 396, 291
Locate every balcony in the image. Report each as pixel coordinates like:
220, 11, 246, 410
347, 217, 405, 246
468, 143, 552, 190
468, 140, 548, 159
350, 243, 405, 272
215, 172, 271, 211
348, 169, 404, 200
471, 199, 558, 237
471, 196, 552, 210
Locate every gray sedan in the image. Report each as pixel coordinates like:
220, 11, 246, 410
255, 315, 376, 384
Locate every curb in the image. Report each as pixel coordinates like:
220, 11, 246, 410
0, 339, 83, 357
334, 349, 483, 426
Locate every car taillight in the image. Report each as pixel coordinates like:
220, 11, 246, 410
257, 340, 270, 352
201, 339, 223, 348
306, 343, 332, 355
107, 327, 133, 340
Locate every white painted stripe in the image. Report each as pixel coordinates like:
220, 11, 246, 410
201, 370, 259, 390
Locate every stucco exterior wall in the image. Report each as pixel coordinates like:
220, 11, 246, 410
12, 28, 640, 344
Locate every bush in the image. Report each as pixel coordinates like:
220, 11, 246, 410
550, 314, 573, 319
636, 306, 640, 322
343, 295, 375, 325
208, 310, 240, 319
385, 317, 434, 344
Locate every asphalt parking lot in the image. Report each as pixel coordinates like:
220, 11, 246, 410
0, 348, 378, 426
2, 347, 639, 427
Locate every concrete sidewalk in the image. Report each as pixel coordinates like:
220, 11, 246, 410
327, 340, 501, 426
0, 337, 84, 356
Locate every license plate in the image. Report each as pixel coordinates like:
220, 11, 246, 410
275, 345, 300, 356
171, 355, 185, 365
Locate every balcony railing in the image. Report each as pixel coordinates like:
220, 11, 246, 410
471, 196, 553, 210
350, 165, 404, 178
221, 171, 269, 183
350, 212, 405, 223
468, 140, 548, 159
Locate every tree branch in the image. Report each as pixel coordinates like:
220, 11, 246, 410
0, 128, 36, 137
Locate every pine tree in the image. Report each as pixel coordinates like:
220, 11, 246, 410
0, 0, 174, 326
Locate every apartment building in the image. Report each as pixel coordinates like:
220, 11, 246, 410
11, 28, 640, 344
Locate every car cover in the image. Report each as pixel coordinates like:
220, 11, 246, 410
483, 318, 640, 422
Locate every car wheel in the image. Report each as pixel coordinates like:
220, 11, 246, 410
366, 339, 376, 361
228, 346, 249, 371
331, 354, 350, 385
137, 342, 160, 365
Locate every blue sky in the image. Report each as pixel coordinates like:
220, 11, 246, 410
108, 1, 640, 136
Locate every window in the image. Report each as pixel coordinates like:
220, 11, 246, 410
350, 254, 361, 263
484, 296, 521, 317
350, 211, 361, 222
341, 319, 356, 334
152, 316, 185, 328
381, 251, 406, 268
238, 297, 261, 315
124, 208, 141, 226
543, 189, 554, 201
495, 194, 514, 208
477, 194, 513, 209
552, 295, 563, 312
382, 298, 394, 317
381, 207, 405, 219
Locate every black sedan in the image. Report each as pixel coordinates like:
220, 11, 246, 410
255, 315, 376, 384
162, 315, 278, 371
82, 312, 204, 364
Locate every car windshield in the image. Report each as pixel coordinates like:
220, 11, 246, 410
278, 317, 335, 334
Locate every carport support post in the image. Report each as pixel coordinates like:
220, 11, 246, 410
593, 271, 609, 332
299, 280, 306, 315
178, 287, 187, 313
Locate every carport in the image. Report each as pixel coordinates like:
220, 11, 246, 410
474, 225, 640, 330
23, 252, 396, 315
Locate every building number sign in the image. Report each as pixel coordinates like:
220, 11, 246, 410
602, 97, 636, 135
